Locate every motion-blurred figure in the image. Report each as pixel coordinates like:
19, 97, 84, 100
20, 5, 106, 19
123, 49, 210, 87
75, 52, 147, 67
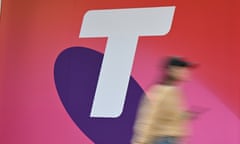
131, 57, 198, 144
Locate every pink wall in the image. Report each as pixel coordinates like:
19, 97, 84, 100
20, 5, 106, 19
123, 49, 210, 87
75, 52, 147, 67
1, 0, 239, 144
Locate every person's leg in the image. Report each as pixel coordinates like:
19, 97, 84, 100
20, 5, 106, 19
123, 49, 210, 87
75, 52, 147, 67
153, 137, 178, 144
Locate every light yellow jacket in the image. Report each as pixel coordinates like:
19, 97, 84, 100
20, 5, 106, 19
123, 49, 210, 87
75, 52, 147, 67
131, 85, 189, 144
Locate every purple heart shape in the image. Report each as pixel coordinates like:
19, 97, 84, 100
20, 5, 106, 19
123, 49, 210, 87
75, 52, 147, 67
54, 47, 144, 144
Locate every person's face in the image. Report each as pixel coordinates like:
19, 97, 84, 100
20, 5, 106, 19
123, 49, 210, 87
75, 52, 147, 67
168, 66, 190, 81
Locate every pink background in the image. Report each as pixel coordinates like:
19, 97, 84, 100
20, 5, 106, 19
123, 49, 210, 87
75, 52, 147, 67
1, 0, 239, 144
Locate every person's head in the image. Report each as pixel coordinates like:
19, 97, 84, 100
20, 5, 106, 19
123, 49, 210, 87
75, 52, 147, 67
161, 57, 197, 85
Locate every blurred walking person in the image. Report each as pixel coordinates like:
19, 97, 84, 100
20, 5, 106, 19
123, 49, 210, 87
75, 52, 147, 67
131, 57, 198, 144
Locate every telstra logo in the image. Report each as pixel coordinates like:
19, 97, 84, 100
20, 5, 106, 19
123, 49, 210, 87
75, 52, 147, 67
54, 6, 175, 144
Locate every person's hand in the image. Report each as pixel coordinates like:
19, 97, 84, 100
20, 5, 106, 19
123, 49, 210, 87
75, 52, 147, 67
186, 106, 210, 120
187, 110, 201, 120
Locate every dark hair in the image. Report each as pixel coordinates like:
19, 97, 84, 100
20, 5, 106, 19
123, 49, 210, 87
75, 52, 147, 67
165, 56, 193, 68
157, 56, 194, 85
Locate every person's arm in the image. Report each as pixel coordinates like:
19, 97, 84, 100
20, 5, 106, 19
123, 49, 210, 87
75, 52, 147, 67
131, 86, 161, 144
184, 106, 210, 120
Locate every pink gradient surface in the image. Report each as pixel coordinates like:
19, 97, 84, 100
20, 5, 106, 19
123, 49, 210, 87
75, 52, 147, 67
1, 0, 239, 144
182, 80, 240, 144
